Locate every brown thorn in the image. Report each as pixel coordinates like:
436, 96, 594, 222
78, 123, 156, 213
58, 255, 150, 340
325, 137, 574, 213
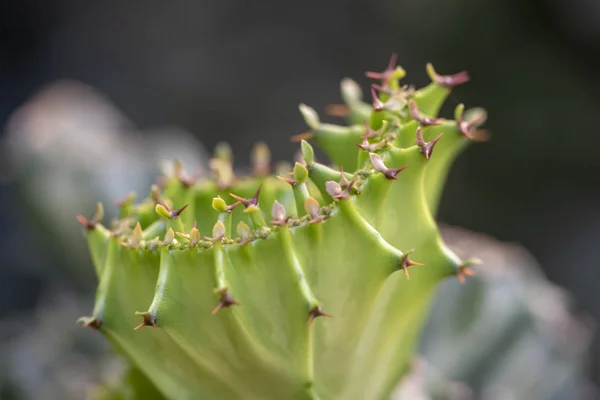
76, 215, 96, 231
400, 252, 424, 279
365, 53, 398, 83
133, 312, 156, 330
408, 100, 443, 126
212, 290, 241, 315
308, 305, 333, 325
384, 166, 407, 180
276, 175, 296, 186
229, 184, 262, 208
80, 317, 101, 330
416, 126, 444, 160
170, 203, 189, 218
226, 200, 242, 212
325, 104, 349, 117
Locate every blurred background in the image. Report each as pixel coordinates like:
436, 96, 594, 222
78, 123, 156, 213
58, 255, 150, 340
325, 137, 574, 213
1, 0, 599, 398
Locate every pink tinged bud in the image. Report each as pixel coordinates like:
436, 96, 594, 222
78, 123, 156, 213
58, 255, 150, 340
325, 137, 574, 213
325, 181, 342, 198
271, 201, 289, 226
304, 197, 326, 224
236, 221, 251, 245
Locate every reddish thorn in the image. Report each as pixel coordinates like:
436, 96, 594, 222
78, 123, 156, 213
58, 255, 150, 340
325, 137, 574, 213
456, 266, 476, 284
434, 70, 470, 88
159, 201, 188, 218
229, 184, 262, 209
308, 305, 333, 325
276, 175, 296, 186
400, 252, 424, 278
384, 166, 407, 180
291, 131, 314, 142
361, 121, 371, 141
81, 318, 101, 330
409, 100, 443, 126
416, 126, 444, 160
365, 53, 398, 84
227, 201, 242, 212
339, 166, 350, 187
387, 52, 398, 72
365, 71, 384, 80
325, 104, 349, 117
371, 86, 385, 111
76, 215, 96, 231
371, 83, 393, 95
170, 204, 189, 218
357, 138, 386, 153
133, 322, 146, 331
458, 112, 490, 143
334, 177, 357, 199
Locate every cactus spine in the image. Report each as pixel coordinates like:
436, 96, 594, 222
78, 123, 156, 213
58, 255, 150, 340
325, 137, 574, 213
79, 55, 487, 400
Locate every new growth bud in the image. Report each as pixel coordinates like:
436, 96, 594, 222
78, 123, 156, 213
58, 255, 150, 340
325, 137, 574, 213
301, 140, 315, 166
299, 104, 320, 130
293, 162, 309, 184
271, 201, 289, 226
251, 142, 271, 176
212, 196, 228, 213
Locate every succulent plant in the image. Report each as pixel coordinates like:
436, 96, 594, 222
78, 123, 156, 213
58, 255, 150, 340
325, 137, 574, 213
78, 55, 489, 400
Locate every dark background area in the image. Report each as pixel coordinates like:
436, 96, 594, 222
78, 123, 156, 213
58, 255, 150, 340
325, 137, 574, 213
1, 0, 599, 391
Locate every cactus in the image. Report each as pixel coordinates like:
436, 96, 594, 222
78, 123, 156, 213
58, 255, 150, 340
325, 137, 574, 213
78, 55, 489, 400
